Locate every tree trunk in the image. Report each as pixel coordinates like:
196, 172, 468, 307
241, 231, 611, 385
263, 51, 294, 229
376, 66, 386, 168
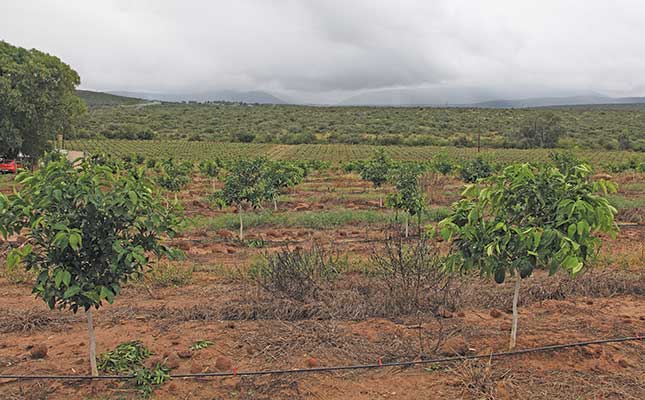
379, 196, 383, 208
509, 276, 521, 350
405, 214, 409, 238
238, 205, 244, 241
86, 308, 98, 376
273, 198, 278, 211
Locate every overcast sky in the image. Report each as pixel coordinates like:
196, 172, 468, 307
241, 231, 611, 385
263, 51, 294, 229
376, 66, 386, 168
2, 0, 645, 103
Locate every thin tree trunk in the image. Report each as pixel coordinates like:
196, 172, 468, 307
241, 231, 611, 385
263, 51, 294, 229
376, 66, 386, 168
379, 196, 382, 208
86, 308, 98, 376
273, 198, 278, 211
509, 276, 521, 350
238, 204, 244, 241
405, 214, 409, 238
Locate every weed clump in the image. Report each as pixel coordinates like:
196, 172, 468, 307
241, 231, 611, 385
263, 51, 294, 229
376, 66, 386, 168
252, 244, 341, 301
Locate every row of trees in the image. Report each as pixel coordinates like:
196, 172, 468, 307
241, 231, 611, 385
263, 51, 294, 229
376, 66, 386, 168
0, 150, 619, 376
211, 158, 306, 239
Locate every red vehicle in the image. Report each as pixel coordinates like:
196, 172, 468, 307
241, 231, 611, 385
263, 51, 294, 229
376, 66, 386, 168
0, 159, 23, 174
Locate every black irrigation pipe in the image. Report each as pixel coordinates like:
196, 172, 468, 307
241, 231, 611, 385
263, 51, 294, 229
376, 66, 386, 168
1, 335, 642, 381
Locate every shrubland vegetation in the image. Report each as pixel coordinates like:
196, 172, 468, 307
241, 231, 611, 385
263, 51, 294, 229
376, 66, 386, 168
72, 101, 645, 150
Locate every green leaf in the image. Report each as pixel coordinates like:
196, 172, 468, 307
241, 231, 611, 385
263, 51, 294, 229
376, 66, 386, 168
69, 233, 82, 251
55, 270, 64, 289
6, 251, 20, 270
63, 285, 81, 299
62, 270, 71, 286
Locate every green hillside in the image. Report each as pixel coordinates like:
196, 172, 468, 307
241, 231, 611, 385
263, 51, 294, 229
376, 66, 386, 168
76, 90, 145, 106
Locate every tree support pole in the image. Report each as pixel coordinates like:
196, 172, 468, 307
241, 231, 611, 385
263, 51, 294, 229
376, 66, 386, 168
86, 308, 98, 377
509, 276, 521, 350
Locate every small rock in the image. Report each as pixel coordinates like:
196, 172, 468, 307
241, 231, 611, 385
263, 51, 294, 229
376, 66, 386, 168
29, 344, 48, 359
490, 309, 502, 318
440, 336, 469, 356
585, 300, 594, 305
616, 358, 631, 368
166, 353, 181, 369
145, 356, 163, 368
178, 350, 193, 359
215, 356, 232, 371
306, 357, 319, 368
190, 363, 203, 373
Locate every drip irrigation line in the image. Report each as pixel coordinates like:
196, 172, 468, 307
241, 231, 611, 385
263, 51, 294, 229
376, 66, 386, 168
0, 335, 641, 381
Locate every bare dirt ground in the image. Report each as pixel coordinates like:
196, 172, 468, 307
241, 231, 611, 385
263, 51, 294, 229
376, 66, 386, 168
0, 170, 643, 399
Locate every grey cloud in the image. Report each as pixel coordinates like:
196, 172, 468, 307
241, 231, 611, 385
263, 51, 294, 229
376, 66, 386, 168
2, 0, 645, 103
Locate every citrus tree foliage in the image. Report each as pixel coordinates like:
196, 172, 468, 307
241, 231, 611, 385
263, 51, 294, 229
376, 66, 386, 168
263, 161, 305, 210
458, 157, 494, 183
213, 158, 268, 209
386, 163, 427, 236
440, 163, 617, 348
211, 158, 269, 239
441, 163, 617, 279
430, 153, 455, 175
0, 40, 85, 159
0, 157, 182, 312
549, 151, 584, 175
198, 159, 222, 178
156, 158, 192, 192
360, 149, 394, 188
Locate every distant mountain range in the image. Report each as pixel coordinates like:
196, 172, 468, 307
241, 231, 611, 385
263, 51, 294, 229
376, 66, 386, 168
338, 88, 645, 108
107, 90, 286, 105
78, 88, 645, 108
469, 95, 645, 108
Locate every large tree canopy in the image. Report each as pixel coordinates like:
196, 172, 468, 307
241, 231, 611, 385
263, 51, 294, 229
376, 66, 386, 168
0, 41, 85, 159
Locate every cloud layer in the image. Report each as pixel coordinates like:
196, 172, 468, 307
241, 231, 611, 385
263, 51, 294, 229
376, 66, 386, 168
2, 0, 645, 103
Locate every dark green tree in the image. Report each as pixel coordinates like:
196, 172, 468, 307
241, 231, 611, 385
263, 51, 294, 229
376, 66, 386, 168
511, 112, 564, 148
0, 41, 85, 159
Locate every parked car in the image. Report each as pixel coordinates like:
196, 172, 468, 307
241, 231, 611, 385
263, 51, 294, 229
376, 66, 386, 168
0, 159, 23, 173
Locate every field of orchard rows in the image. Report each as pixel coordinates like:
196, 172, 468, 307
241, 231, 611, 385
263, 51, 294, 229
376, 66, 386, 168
67, 139, 645, 168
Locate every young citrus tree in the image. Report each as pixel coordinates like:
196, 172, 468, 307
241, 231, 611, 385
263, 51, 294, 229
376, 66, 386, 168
0, 157, 181, 375
198, 159, 222, 191
385, 163, 426, 237
440, 163, 617, 349
262, 161, 304, 211
211, 158, 269, 240
156, 158, 192, 192
360, 149, 394, 207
